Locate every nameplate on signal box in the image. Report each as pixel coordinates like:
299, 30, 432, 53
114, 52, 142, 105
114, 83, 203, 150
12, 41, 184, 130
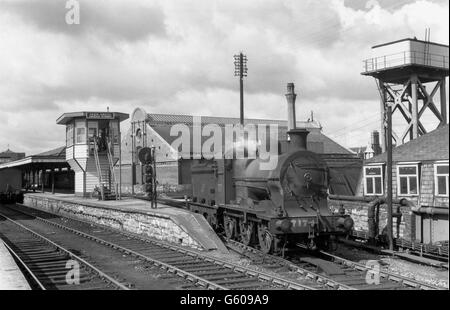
86, 112, 115, 120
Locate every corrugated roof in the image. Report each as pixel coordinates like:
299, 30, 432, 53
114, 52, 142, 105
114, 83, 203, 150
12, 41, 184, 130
365, 124, 449, 163
147, 113, 322, 128
146, 113, 352, 155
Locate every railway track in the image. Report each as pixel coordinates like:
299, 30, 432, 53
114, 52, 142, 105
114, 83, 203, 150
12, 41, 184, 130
349, 230, 449, 262
149, 195, 450, 264
130, 196, 448, 290
0, 212, 129, 290
226, 239, 445, 290
2, 204, 320, 290
316, 249, 446, 290
225, 239, 355, 290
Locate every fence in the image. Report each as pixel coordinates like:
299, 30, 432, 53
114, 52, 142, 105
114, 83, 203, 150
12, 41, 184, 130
363, 50, 449, 72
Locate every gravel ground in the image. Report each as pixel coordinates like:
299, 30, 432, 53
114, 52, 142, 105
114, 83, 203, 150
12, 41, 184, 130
332, 244, 449, 289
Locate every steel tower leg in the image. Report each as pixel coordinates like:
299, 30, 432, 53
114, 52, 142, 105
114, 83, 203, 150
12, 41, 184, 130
411, 75, 419, 139
440, 77, 447, 125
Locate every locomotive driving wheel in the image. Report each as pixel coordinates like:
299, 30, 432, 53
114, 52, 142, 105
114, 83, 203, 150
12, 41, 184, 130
239, 221, 254, 246
257, 223, 273, 254
224, 216, 236, 240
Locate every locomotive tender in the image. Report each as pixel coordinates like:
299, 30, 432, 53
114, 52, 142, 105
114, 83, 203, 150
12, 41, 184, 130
188, 83, 353, 254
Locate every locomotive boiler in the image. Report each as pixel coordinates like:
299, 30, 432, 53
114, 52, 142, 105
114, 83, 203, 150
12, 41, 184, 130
188, 83, 353, 254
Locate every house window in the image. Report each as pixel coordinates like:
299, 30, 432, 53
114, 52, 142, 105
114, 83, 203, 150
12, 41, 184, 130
434, 162, 449, 196
397, 164, 419, 196
364, 166, 383, 195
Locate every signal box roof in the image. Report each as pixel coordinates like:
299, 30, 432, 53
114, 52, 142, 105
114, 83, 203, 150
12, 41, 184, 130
371, 38, 449, 49
56, 111, 129, 125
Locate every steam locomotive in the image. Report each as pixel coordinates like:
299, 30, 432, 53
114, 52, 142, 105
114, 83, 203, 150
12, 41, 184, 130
186, 84, 354, 254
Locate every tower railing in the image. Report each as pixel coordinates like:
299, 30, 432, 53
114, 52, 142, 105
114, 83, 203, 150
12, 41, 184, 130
363, 50, 449, 73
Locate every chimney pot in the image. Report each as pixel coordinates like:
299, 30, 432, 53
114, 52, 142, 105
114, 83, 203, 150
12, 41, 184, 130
285, 83, 297, 131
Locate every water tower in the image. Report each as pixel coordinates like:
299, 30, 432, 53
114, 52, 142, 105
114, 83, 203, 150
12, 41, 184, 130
362, 37, 449, 151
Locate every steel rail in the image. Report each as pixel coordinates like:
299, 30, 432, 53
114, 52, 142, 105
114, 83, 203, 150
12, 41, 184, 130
226, 239, 355, 290
137, 196, 449, 289
3, 205, 226, 290
349, 230, 448, 260
0, 211, 129, 290
11, 204, 317, 290
2, 241, 46, 290
158, 195, 450, 264
318, 250, 446, 290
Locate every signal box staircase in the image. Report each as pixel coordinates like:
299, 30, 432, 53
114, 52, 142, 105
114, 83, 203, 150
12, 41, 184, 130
92, 137, 118, 201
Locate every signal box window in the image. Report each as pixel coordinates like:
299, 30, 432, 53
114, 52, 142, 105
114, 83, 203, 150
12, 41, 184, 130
397, 165, 419, 196
75, 121, 86, 144
88, 121, 98, 141
435, 163, 449, 197
110, 121, 119, 144
66, 124, 74, 147
364, 166, 383, 195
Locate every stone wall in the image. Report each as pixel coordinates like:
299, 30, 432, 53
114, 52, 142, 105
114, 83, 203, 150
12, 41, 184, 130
329, 199, 414, 240
23, 195, 202, 250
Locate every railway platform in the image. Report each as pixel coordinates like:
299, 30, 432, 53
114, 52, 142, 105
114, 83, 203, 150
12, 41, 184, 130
0, 239, 31, 290
21, 193, 228, 254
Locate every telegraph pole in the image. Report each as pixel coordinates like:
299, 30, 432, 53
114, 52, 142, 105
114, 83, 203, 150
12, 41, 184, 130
385, 95, 394, 251
131, 121, 135, 197
234, 52, 248, 125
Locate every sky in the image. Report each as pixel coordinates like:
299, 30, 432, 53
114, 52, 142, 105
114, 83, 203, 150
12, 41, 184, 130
0, 0, 448, 155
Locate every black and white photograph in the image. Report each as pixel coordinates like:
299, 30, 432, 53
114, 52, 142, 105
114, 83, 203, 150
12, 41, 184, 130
0, 0, 448, 299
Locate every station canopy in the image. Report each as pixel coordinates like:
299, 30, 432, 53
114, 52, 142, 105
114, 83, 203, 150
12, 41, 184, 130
0, 146, 69, 172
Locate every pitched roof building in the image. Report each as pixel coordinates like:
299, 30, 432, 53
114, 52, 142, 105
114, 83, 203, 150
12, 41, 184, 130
0, 148, 25, 164
357, 124, 449, 244
119, 108, 362, 196
0, 146, 72, 193
365, 124, 449, 164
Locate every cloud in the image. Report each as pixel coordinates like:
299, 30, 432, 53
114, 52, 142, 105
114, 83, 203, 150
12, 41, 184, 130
0, 0, 448, 154
0, 0, 167, 42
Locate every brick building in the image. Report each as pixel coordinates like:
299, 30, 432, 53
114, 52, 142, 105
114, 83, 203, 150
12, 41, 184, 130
119, 107, 362, 196
336, 124, 448, 244
0, 148, 25, 164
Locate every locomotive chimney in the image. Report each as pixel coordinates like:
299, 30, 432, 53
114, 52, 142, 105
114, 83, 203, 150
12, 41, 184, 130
285, 83, 309, 150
